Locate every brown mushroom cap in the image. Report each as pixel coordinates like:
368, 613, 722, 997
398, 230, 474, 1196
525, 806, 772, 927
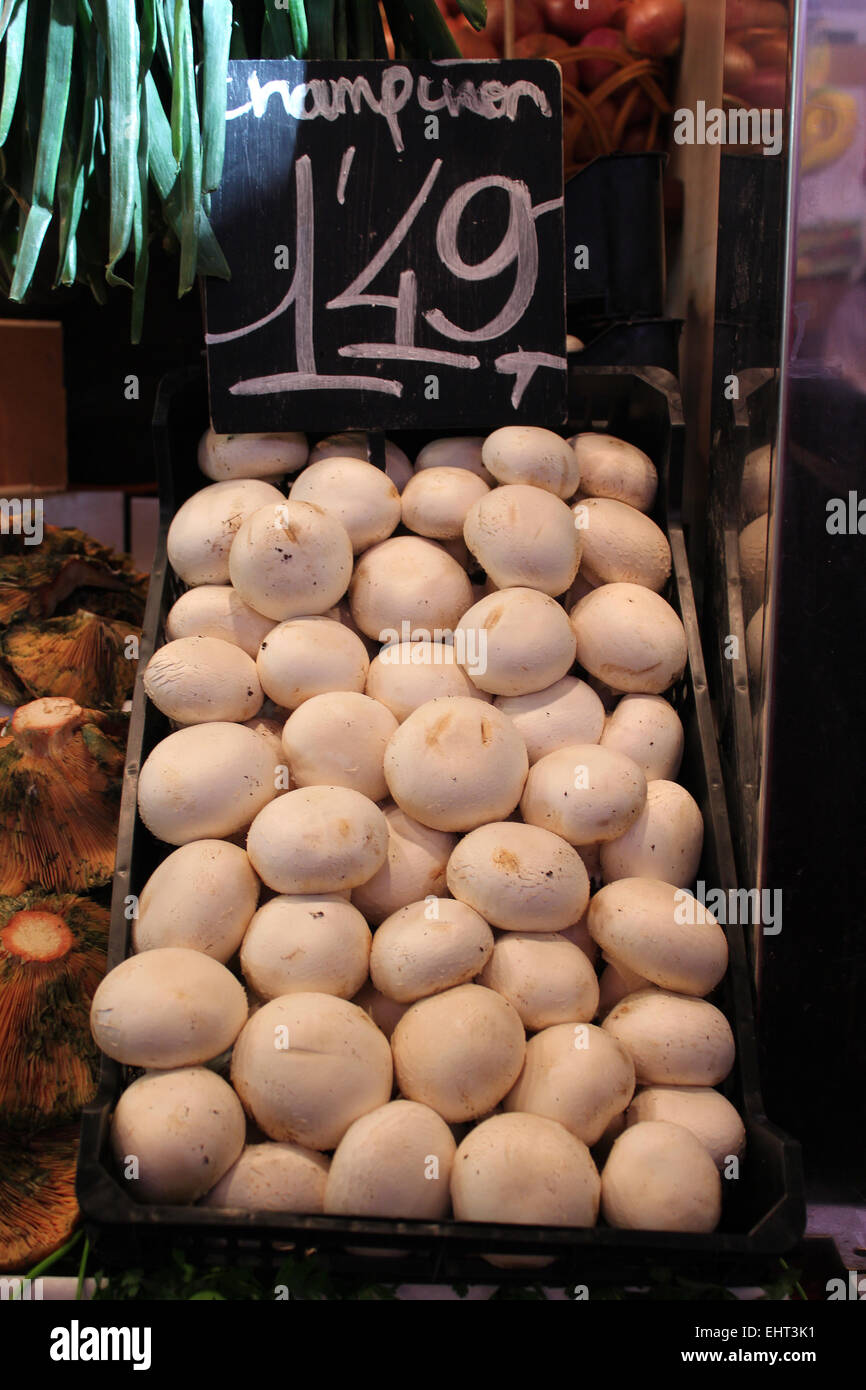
0, 891, 107, 1129
0, 1123, 81, 1270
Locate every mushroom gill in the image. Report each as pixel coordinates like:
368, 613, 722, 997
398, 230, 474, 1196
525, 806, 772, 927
0, 1123, 80, 1270
0, 891, 108, 1131
1, 612, 140, 708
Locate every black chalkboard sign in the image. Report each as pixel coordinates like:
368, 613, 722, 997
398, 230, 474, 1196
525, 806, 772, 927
203, 60, 566, 433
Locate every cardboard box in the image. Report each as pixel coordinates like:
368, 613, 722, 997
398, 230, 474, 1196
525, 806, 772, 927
0, 320, 67, 494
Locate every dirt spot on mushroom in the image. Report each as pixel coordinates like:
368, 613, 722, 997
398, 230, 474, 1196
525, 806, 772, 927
482, 606, 504, 631
479, 718, 494, 746
337, 819, 351, 838
425, 712, 453, 747
493, 849, 520, 873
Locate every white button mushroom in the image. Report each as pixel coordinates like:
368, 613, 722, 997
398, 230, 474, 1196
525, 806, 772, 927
352, 979, 411, 1040
325, 1100, 456, 1219
479, 932, 600, 1030
110, 1067, 246, 1204
143, 636, 263, 725
455, 588, 577, 697
256, 616, 369, 710
738, 513, 769, 613
451, 1112, 600, 1229
740, 443, 771, 520
570, 583, 688, 694
166, 585, 276, 658
137, 722, 279, 845
198, 428, 308, 481
446, 822, 590, 933
564, 569, 598, 610
601, 1120, 722, 1232
414, 436, 492, 482
280, 691, 398, 801
241, 714, 287, 766
246, 785, 387, 894
603, 989, 735, 1085
202, 1141, 330, 1211
309, 432, 412, 492
133, 840, 260, 962
577, 842, 603, 887
600, 693, 684, 780
366, 639, 491, 723
348, 536, 474, 642
229, 500, 353, 621
463, 485, 582, 596
240, 894, 371, 1001
370, 897, 494, 1003
503, 1022, 635, 1145
575, 497, 671, 593
482, 426, 581, 498
91, 946, 248, 1067
351, 803, 456, 926
589, 879, 728, 996
520, 742, 647, 846
401, 466, 490, 541
746, 603, 765, 680
626, 1086, 746, 1171
597, 959, 654, 1018
494, 676, 605, 765
560, 910, 598, 964
599, 781, 704, 887
391, 983, 525, 1122
383, 697, 529, 832
290, 456, 401, 552
167, 479, 286, 586
568, 433, 658, 512
230, 993, 393, 1149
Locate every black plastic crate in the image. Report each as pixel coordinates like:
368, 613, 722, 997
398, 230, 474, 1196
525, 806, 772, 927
77, 367, 803, 1284
565, 154, 666, 320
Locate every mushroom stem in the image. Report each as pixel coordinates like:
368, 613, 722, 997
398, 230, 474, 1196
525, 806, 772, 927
10, 698, 85, 757
1, 910, 75, 963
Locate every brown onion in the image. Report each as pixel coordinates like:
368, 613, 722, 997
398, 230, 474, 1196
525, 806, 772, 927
625, 0, 684, 58
580, 27, 626, 88
544, 0, 619, 41
724, 40, 757, 93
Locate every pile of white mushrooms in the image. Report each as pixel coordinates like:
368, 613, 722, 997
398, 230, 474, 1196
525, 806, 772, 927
90, 423, 745, 1252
